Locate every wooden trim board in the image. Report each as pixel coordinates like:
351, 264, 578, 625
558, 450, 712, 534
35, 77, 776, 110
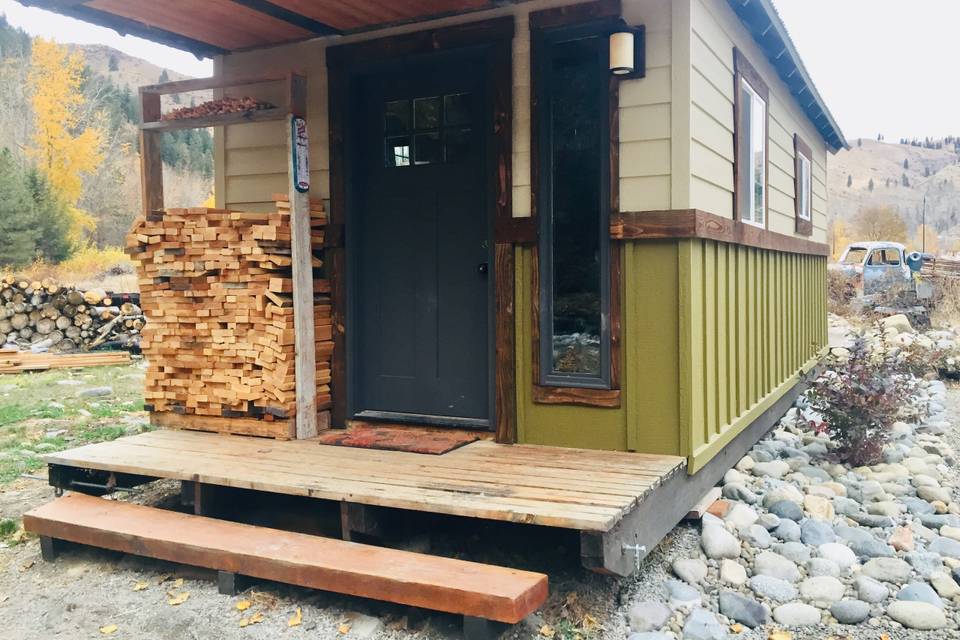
610, 209, 830, 256
24, 493, 548, 624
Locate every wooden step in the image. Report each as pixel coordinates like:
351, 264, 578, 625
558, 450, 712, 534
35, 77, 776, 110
24, 493, 547, 625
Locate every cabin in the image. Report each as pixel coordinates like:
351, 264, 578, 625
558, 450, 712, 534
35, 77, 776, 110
22, 0, 846, 635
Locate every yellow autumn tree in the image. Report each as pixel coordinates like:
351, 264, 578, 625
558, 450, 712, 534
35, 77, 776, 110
27, 38, 103, 245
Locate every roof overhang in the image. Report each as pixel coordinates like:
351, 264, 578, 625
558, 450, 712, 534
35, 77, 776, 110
727, 0, 848, 152
19, 0, 847, 152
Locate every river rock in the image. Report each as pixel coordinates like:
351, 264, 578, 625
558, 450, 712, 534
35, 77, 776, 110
905, 552, 944, 579
800, 520, 836, 545
929, 535, 960, 559
832, 496, 861, 516
748, 575, 798, 602
772, 602, 820, 626
929, 571, 960, 598
830, 599, 871, 624
769, 500, 804, 522
763, 484, 804, 507
806, 557, 840, 578
918, 485, 952, 505
855, 575, 889, 603
774, 542, 811, 564
673, 558, 708, 584
818, 543, 857, 571
718, 591, 768, 629
752, 461, 790, 479
741, 524, 772, 549
803, 495, 834, 520
629, 601, 672, 633
667, 580, 702, 609
701, 524, 740, 560
774, 519, 801, 542
725, 503, 759, 529
799, 576, 846, 606
681, 609, 727, 640
722, 483, 758, 504
897, 582, 944, 608
888, 527, 914, 552
719, 558, 747, 586
886, 601, 947, 630
862, 557, 912, 583
755, 551, 800, 582
78, 386, 113, 398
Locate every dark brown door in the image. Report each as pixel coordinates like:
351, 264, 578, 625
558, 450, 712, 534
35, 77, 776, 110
350, 52, 491, 427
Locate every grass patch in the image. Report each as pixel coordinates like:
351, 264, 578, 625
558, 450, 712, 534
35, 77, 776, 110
76, 425, 127, 443
0, 405, 30, 427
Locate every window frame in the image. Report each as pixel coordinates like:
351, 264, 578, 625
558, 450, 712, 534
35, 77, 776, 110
793, 134, 813, 235
733, 48, 769, 230
534, 22, 613, 391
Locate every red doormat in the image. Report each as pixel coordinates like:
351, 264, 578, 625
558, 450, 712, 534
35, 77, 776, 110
315, 424, 481, 455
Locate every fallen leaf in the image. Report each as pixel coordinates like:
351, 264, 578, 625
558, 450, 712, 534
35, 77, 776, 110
99, 624, 118, 635
172, 578, 184, 588
132, 581, 149, 592
539, 624, 556, 638
768, 631, 792, 640
338, 623, 352, 634
288, 607, 302, 627
240, 612, 265, 627
236, 599, 252, 611
730, 623, 744, 633
880, 635, 891, 640
167, 592, 190, 606
157, 573, 173, 584
20, 560, 35, 571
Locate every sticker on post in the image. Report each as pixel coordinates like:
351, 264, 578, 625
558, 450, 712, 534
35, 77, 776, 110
291, 116, 309, 192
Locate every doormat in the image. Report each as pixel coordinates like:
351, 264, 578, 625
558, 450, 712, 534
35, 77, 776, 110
316, 424, 481, 455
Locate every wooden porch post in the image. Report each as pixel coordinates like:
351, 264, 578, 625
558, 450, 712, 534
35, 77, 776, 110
286, 73, 318, 439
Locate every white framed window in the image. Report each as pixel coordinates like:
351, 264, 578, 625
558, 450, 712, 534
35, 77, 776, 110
793, 134, 813, 235
734, 49, 768, 229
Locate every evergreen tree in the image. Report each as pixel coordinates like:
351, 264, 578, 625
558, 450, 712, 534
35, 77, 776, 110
903, 158, 909, 170
25, 168, 72, 262
847, 174, 852, 187
158, 68, 169, 83
0, 150, 39, 266
868, 178, 874, 191
857, 138, 862, 147
925, 166, 931, 177
108, 53, 118, 72
902, 173, 910, 187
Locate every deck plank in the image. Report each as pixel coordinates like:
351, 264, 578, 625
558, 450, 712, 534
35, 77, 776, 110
45, 430, 685, 532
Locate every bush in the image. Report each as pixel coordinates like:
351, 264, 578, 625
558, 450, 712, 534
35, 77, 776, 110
827, 269, 857, 316
805, 332, 917, 466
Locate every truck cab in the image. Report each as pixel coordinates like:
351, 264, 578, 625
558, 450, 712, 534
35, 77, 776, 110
834, 241, 911, 295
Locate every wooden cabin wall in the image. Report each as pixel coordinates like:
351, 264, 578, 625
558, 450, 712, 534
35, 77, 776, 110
684, 0, 829, 241
678, 244, 827, 472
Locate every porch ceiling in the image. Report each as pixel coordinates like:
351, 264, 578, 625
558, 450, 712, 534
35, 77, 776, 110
17, 0, 500, 57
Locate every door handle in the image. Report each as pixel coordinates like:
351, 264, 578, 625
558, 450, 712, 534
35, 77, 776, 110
478, 262, 489, 275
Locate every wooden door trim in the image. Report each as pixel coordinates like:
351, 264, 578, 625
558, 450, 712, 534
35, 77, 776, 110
327, 17, 517, 441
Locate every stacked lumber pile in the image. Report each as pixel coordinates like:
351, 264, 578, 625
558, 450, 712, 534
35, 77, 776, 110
0, 348, 130, 373
127, 197, 329, 439
1, 276, 144, 352
161, 97, 275, 121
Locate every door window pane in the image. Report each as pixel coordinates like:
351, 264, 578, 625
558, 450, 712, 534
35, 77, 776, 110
413, 132, 441, 165
444, 127, 473, 162
443, 93, 471, 126
384, 100, 411, 135
385, 136, 411, 167
414, 96, 441, 129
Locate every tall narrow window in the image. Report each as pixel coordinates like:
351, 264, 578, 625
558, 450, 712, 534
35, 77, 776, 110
536, 28, 610, 388
794, 134, 813, 235
734, 49, 769, 228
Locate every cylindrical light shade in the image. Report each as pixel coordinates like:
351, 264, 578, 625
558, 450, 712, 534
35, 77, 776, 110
609, 30, 634, 75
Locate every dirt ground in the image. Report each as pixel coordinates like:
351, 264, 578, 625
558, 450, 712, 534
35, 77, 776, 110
2, 362, 956, 640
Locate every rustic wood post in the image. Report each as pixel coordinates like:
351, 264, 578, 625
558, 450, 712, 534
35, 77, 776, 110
139, 89, 164, 215
286, 73, 318, 439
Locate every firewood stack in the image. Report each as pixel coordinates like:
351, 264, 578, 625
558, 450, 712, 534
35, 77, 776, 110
126, 197, 330, 439
161, 97, 275, 121
0, 276, 144, 352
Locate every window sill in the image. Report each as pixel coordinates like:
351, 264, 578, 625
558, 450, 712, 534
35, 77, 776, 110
532, 385, 621, 408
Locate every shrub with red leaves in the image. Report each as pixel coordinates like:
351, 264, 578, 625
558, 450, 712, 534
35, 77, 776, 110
806, 333, 917, 466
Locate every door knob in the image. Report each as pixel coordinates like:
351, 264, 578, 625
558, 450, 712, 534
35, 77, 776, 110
478, 262, 489, 275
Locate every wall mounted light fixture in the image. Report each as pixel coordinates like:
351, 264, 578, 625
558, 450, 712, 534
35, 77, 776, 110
609, 20, 645, 78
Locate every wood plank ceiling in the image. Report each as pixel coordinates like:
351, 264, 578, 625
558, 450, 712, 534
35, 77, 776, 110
18, 0, 498, 56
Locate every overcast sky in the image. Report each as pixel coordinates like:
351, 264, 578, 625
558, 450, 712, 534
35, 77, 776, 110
0, 0, 955, 143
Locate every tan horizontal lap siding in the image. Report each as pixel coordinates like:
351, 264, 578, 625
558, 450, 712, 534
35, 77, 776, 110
688, 0, 829, 242
680, 238, 826, 472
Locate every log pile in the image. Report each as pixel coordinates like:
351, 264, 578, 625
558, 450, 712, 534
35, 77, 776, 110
0, 348, 131, 373
161, 97, 276, 121
127, 198, 329, 439
0, 276, 144, 353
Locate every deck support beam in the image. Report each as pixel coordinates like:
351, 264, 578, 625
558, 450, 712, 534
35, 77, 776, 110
463, 616, 510, 640
340, 501, 382, 541
217, 570, 253, 596
580, 375, 810, 575
39, 535, 62, 562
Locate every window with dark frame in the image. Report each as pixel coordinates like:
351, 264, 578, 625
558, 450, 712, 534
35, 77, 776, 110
794, 134, 813, 236
733, 49, 769, 228
535, 25, 611, 389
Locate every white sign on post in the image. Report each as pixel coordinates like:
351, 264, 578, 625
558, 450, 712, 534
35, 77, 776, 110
292, 116, 310, 192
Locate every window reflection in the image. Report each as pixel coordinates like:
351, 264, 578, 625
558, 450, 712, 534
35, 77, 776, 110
383, 93, 473, 167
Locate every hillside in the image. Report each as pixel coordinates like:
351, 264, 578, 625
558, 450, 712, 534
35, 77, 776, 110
828, 138, 960, 240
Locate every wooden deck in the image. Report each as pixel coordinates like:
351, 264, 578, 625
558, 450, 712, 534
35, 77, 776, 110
44, 429, 685, 533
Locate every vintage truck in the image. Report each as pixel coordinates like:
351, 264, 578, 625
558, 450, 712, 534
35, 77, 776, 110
831, 241, 932, 299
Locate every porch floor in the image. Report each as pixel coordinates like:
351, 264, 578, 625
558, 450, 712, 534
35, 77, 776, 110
44, 429, 685, 532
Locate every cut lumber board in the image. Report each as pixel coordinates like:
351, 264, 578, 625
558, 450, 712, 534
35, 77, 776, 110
25, 493, 548, 624
0, 349, 130, 373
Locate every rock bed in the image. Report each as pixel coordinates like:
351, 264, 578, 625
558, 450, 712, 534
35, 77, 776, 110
626, 323, 960, 639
